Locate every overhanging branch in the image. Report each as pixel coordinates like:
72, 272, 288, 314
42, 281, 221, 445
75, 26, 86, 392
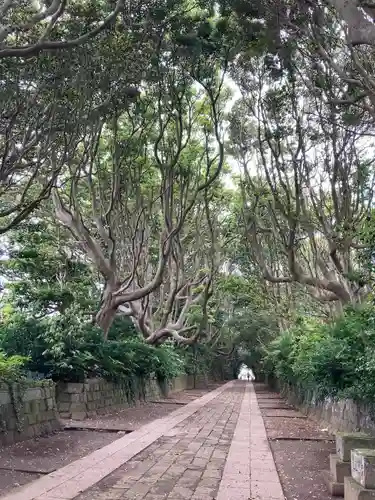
0, 0, 124, 58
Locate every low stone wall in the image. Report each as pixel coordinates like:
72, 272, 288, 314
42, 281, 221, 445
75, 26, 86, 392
0, 373, 218, 443
160, 374, 209, 394
0, 380, 61, 446
281, 384, 375, 436
57, 375, 194, 420
188, 373, 211, 389
166, 374, 210, 392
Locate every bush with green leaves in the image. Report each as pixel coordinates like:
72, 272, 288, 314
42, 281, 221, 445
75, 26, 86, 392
0, 310, 185, 383
153, 342, 186, 381
0, 351, 28, 383
262, 304, 375, 402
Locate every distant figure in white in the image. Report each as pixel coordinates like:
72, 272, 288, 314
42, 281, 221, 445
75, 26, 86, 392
238, 364, 255, 381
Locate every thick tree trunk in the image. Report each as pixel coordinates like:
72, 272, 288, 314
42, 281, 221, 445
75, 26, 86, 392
96, 306, 117, 339
95, 282, 119, 339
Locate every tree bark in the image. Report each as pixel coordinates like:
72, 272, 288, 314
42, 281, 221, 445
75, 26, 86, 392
326, 0, 375, 46
95, 282, 119, 339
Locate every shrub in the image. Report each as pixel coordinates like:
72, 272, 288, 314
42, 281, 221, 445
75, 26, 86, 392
154, 343, 185, 381
0, 313, 47, 373
264, 331, 297, 385
0, 351, 28, 382
0, 311, 186, 383
263, 304, 375, 402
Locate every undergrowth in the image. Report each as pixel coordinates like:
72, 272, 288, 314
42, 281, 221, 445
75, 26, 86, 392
262, 304, 375, 403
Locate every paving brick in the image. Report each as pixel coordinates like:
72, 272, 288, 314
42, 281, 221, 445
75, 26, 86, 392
169, 486, 194, 499
250, 458, 275, 471
198, 476, 221, 489
203, 468, 222, 479
3, 384, 234, 500
144, 496, 168, 500
216, 487, 251, 500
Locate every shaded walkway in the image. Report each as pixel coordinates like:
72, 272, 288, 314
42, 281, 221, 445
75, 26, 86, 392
3, 382, 284, 500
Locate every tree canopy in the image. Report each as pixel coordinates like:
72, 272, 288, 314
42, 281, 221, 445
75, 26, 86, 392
0, 0, 375, 385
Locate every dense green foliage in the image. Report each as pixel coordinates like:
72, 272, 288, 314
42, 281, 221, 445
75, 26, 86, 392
0, 312, 186, 383
263, 305, 375, 403
0, 222, 188, 383
0, 217, 268, 384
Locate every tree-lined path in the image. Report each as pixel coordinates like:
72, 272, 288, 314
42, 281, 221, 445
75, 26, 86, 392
2, 381, 284, 500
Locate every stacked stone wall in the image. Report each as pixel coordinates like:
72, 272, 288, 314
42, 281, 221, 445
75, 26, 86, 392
57, 375, 197, 420
0, 373, 219, 443
0, 380, 61, 446
281, 384, 375, 436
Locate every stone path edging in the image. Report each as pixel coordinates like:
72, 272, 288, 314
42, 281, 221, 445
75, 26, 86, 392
2, 382, 234, 500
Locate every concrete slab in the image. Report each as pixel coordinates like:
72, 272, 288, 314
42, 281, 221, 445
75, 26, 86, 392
322, 469, 344, 496
330, 453, 351, 483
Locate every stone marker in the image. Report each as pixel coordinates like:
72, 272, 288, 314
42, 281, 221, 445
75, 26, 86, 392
322, 433, 375, 498
331, 453, 351, 483
336, 433, 375, 462
344, 476, 375, 500
352, 449, 375, 489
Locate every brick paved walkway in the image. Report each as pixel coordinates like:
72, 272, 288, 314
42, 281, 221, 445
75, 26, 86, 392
2, 382, 284, 500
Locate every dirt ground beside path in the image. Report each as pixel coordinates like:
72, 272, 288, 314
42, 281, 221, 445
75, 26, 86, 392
254, 383, 335, 500
0, 386, 219, 498
63, 402, 181, 432
0, 430, 119, 497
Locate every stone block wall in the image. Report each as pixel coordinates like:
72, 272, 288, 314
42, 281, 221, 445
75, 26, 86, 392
187, 373, 210, 389
0, 380, 61, 446
56, 373, 217, 421
282, 384, 375, 436
57, 376, 181, 420
0, 373, 219, 443
160, 374, 204, 394
166, 374, 189, 394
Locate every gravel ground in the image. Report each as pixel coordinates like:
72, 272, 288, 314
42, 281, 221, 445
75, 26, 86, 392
271, 439, 335, 500
258, 403, 294, 409
263, 409, 310, 418
264, 416, 333, 440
